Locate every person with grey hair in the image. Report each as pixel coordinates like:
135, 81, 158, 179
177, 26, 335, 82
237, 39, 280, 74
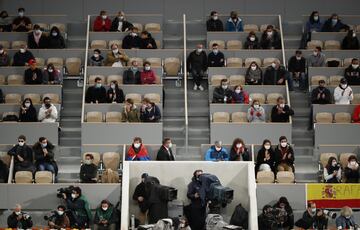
7, 204, 33, 229
336, 206, 358, 229
204, 141, 229, 161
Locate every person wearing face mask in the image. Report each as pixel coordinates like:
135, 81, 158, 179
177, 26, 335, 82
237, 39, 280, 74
344, 58, 360, 85
140, 61, 156, 84
352, 104, 360, 124
260, 25, 281, 49
38, 97, 58, 122
106, 43, 129, 66
47, 26, 66, 49
156, 138, 175, 161
245, 61, 263, 85
247, 99, 265, 123
225, 11, 243, 32
274, 136, 295, 172
0, 10, 12, 32
94, 200, 118, 230
263, 60, 291, 89
229, 138, 250, 161
93, 10, 112, 32
295, 202, 328, 229
323, 157, 342, 183
187, 44, 208, 91
212, 79, 233, 103
80, 153, 98, 183
7, 135, 36, 175
122, 27, 142, 49
140, 31, 157, 49
272, 197, 294, 229
206, 11, 224, 31
232, 85, 249, 104
85, 77, 107, 103
288, 50, 307, 90
27, 24, 48, 49
122, 98, 140, 122
204, 140, 229, 161
308, 46, 326, 67
336, 206, 358, 229
342, 30, 359, 50
106, 80, 124, 103
123, 60, 141, 84
311, 80, 331, 105
140, 98, 161, 122
90, 49, 105, 66
256, 139, 276, 174
33, 137, 58, 181
43, 63, 63, 84
126, 137, 150, 161
271, 97, 294, 123
344, 155, 359, 182
322, 13, 349, 32
305, 11, 323, 33
244, 31, 260, 49
258, 205, 277, 230
19, 98, 37, 122
63, 187, 92, 228
110, 11, 133, 32
12, 44, 35, 66
208, 43, 225, 67
7, 204, 33, 229
24, 58, 43, 84
47, 205, 70, 229
334, 78, 353, 104
0, 44, 10, 66
12, 7, 32, 32
133, 173, 149, 224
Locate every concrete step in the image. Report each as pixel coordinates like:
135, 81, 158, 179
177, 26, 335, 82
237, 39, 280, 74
67, 38, 86, 48
163, 117, 185, 127
57, 156, 81, 164
60, 117, 81, 128
60, 127, 81, 138
188, 136, 209, 146
292, 117, 309, 127
163, 107, 185, 117
67, 22, 87, 37
188, 117, 210, 128
61, 108, 82, 116
293, 137, 313, 147
296, 155, 316, 163
282, 21, 303, 35
60, 137, 81, 146
295, 162, 318, 181
62, 100, 83, 108
294, 146, 314, 156
292, 128, 313, 138
58, 146, 81, 157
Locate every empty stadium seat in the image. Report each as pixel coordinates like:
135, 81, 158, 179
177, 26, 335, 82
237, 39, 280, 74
343, 58, 353, 67
35, 171, 52, 184
329, 75, 343, 86
102, 152, 120, 171
90, 40, 107, 49
356, 25, 360, 32
249, 93, 266, 104
319, 153, 337, 168
324, 40, 341, 50
213, 112, 230, 122
307, 40, 323, 49
263, 58, 280, 67
47, 57, 64, 68
353, 94, 360, 104
226, 40, 242, 49
108, 40, 122, 49
243, 24, 259, 32
164, 57, 181, 76
231, 112, 248, 123
311, 75, 328, 85
50, 23, 66, 33
129, 57, 144, 67
132, 23, 143, 32
42, 93, 60, 104
125, 93, 142, 104
82, 152, 101, 166
315, 112, 333, 123
226, 58, 243, 67
106, 75, 123, 85
146, 58, 162, 68
256, 171, 275, 183
88, 75, 106, 85
11, 40, 27, 49
23, 93, 41, 104
229, 75, 245, 86
155, 40, 161, 49
145, 23, 161, 32
0, 75, 5, 85
5, 94, 21, 104
144, 93, 161, 103
267, 93, 283, 104
209, 40, 225, 49
7, 74, 23, 85
339, 153, 356, 169
86, 112, 103, 122
0, 41, 10, 49
276, 171, 295, 183
105, 112, 122, 122
334, 112, 351, 123
326, 58, 342, 67
245, 58, 261, 67
0, 152, 11, 168
65, 58, 82, 75
15, 171, 33, 183
211, 75, 227, 85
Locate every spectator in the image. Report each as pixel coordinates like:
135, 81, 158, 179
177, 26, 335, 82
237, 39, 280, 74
322, 14, 349, 32
7, 204, 33, 229
121, 98, 140, 122
344, 155, 359, 183
105, 44, 129, 67
12, 44, 34, 66
206, 11, 223, 31
336, 206, 358, 229
255, 139, 276, 173
12, 8, 32, 32
244, 31, 260, 49
352, 104, 360, 123
19, 98, 37, 122
305, 11, 323, 33
24, 59, 43, 84
212, 79, 232, 103
80, 153, 98, 183
43, 63, 63, 84
288, 50, 307, 90
140, 61, 156, 84
323, 157, 341, 183
247, 99, 265, 123
126, 137, 150, 161
263, 60, 289, 87
342, 30, 359, 50
62, 187, 91, 228
205, 140, 229, 161
273, 197, 294, 229
38, 97, 58, 122
311, 80, 331, 104
156, 138, 175, 161
0, 89, 3, 104
225, 11, 243, 32
7, 135, 36, 175
229, 138, 250, 161
47, 205, 70, 229
232, 85, 249, 104
344, 58, 360, 85
258, 205, 277, 230
85, 77, 107, 103
122, 27, 141, 49
140, 31, 157, 49
140, 98, 161, 122
33, 137, 57, 179
295, 202, 328, 229
93, 10, 111, 32
123, 60, 141, 84
260, 25, 281, 49
94, 200, 118, 230
89, 49, 105, 66
187, 44, 207, 91
275, 136, 294, 172
107, 80, 125, 103
47, 26, 66, 49
208, 43, 225, 67
28, 24, 48, 49
245, 61, 263, 85
271, 97, 294, 123
0, 10, 12, 32
133, 173, 148, 224
334, 78, 353, 104
110, 11, 133, 32
0, 44, 10, 66
0, 155, 8, 183
308, 46, 325, 67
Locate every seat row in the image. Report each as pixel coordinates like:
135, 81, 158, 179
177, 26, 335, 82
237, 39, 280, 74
307, 40, 345, 50
2, 93, 60, 104
88, 93, 160, 104
310, 75, 345, 86
212, 111, 274, 123
315, 112, 355, 123
82, 152, 121, 171
213, 92, 283, 104
91, 22, 161, 32
90, 39, 161, 50
14, 171, 54, 184
319, 152, 357, 169
87, 74, 161, 85
85, 111, 125, 122
256, 171, 295, 184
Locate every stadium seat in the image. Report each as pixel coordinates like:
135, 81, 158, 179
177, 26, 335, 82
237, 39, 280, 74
102, 152, 120, 171
249, 93, 266, 104
245, 58, 261, 67
231, 112, 248, 123
243, 24, 259, 32
356, 25, 360, 32
226, 40, 242, 49
86, 112, 103, 122
11, 40, 27, 49
144, 93, 161, 103
263, 58, 280, 67
256, 171, 275, 183
145, 58, 162, 68
352, 93, 360, 104
36, 23, 48, 31
106, 75, 123, 85
211, 75, 227, 85
260, 24, 274, 32
65, 58, 82, 75
90, 40, 107, 49
7, 74, 23, 85
213, 112, 230, 122
311, 75, 328, 85
334, 112, 351, 123
35, 57, 45, 67
226, 58, 243, 67
267, 93, 283, 104
15, 171, 33, 184
125, 93, 142, 104
132, 23, 143, 32
35, 171, 52, 184
276, 171, 295, 183
108, 40, 122, 49
329, 75, 343, 86
2, 112, 19, 121
0, 41, 10, 49
105, 112, 122, 122
0, 151, 11, 167
324, 40, 341, 50
164, 57, 181, 76
42, 93, 60, 104
209, 40, 225, 49
319, 153, 337, 168
155, 40, 161, 49
82, 152, 101, 166
229, 75, 245, 86
5, 94, 21, 104
50, 23, 66, 33
23, 93, 41, 104
343, 58, 353, 67
145, 23, 161, 32
339, 153, 356, 169
47, 57, 64, 68
0, 75, 5, 85
88, 75, 106, 85
129, 57, 144, 67
307, 40, 323, 49
315, 112, 333, 123
326, 58, 342, 67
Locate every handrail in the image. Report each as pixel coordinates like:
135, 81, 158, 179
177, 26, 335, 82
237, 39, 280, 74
81, 15, 91, 124
7, 156, 14, 184
278, 15, 286, 68
183, 14, 189, 153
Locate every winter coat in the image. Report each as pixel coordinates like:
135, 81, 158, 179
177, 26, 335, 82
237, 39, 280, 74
212, 86, 233, 103
311, 86, 331, 104
121, 106, 140, 122
123, 69, 141, 84
38, 103, 58, 122
321, 18, 349, 32
19, 105, 37, 122
187, 50, 208, 72
24, 67, 43, 84
28, 32, 48, 49
93, 16, 111, 31
156, 145, 175, 161
308, 53, 326, 67
140, 104, 161, 122
247, 106, 266, 123
334, 85, 353, 104
263, 66, 288, 85
344, 65, 360, 85
140, 69, 156, 84
80, 163, 98, 183
127, 144, 150, 161
107, 87, 125, 103
271, 104, 294, 122
110, 18, 133, 32
230, 147, 250, 161
206, 18, 224, 31
205, 146, 229, 161
12, 50, 35, 66
225, 17, 243, 32
85, 86, 107, 103
122, 34, 141, 49
274, 144, 295, 169
208, 51, 225, 67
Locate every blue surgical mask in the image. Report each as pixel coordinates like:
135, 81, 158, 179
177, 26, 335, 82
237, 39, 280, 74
96, 83, 102, 88
332, 19, 338, 25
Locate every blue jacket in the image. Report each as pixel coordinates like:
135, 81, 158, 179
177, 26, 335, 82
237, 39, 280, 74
336, 215, 357, 229
305, 20, 323, 33
225, 18, 243, 32
205, 146, 229, 161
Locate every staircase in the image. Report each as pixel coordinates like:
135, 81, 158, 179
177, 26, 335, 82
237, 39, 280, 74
282, 21, 303, 49
66, 22, 87, 48
163, 20, 184, 49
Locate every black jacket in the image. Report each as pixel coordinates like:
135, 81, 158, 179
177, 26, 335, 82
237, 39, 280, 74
260, 31, 281, 49
206, 19, 224, 31
7, 212, 33, 229
19, 106, 37, 122
230, 147, 250, 161
274, 144, 295, 169
271, 105, 294, 122
85, 86, 107, 103
133, 182, 147, 212
321, 19, 349, 32
24, 68, 43, 84
80, 163, 98, 183
27, 33, 48, 49
8, 144, 34, 167
47, 35, 66, 49
273, 203, 294, 228
344, 166, 360, 183
256, 147, 276, 172
156, 145, 175, 161
110, 18, 133, 32
13, 51, 35, 66
212, 86, 233, 103
33, 142, 56, 167
344, 65, 360, 85
107, 88, 125, 103
288, 56, 306, 73
122, 35, 141, 49
342, 36, 359, 50
187, 50, 208, 72
140, 104, 161, 122
244, 37, 260, 49
0, 159, 9, 183
123, 69, 141, 84
140, 37, 157, 49
295, 211, 328, 229
263, 66, 288, 85
258, 213, 277, 230
208, 51, 225, 67
0, 89, 3, 103
311, 86, 331, 104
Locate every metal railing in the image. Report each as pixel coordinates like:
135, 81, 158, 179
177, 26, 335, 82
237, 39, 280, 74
183, 14, 189, 152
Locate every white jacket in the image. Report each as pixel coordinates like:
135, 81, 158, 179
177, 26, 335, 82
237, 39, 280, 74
334, 86, 353, 104
38, 104, 58, 122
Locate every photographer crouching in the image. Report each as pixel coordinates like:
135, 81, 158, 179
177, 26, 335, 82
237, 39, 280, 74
7, 204, 33, 229
45, 205, 70, 229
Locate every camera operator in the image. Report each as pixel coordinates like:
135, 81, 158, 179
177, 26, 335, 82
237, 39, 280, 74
7, 204, 33, 229
61, 186, 92, 228
47, 205, 70, 229
258, 205, 277, 230
336, 206, 358, 229
94, 200, 118, 230
272, 196, 294, 229
132, 173, 148, 224
295, 202, 328, 229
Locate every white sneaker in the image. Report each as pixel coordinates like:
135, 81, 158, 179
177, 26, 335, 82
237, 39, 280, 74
199, 85, 204, 91
193, 85, 198, 90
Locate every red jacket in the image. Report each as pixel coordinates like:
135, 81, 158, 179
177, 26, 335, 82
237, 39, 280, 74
353, 105, 360, 123
93, 16, 112, 31
126, 144, 150, 161
140, 70, 156, 84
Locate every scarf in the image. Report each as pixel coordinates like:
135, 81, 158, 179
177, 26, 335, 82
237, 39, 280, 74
34, 32, 42, 45
96, 206, 114, 222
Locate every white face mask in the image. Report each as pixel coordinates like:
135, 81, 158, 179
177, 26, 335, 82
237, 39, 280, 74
251, 66, 257, 70
84, 159, 92, 165
264, 145, 271, 150
24, 102, 31, 108
119, 16, 124, 20
197, 48, 203, 53
249, 36, 255, 42
213, 16, 218, 20
350, 161, 356, 166
18, 12, 24, 17
341, 84, 348, 88
215, 147, 221, 152
313, 16, 319, 21
296, 56, 301, 60
352, 64, 359, 69
35, 29, 41, 35
254, 104, 260, 109
102, 15, 107, 20
52, 32, 58, 37
48, 68, 53, 73
236, 143, 242, 148
280, 103, 285, 108
102, 207, 108, 211
57, 211, 64, 216
353, 33, 356, 38
267, 31, 273, 36
134, 143, 141, 148
131, 32, 137, 37
222, 85, 228, 89
213, 49, 218, 54
313, 51, 318, 56
94, 53, 99, 58
280, 142, 287, 148
235, 89, 241, 94
271, 63, 276, 68
110, 84, 116, 89
311, 208, 317, 213
0, 49, 3, 54
112, 49, 119, 54
20, 48, 26, 53
18, 142, 24, 146
145, 66, 151, 71
15, 211, 22, 215
168, 143, 173, 148
41, 143, 47, 148
71, 193, 77, 199
332, 162, 337, 167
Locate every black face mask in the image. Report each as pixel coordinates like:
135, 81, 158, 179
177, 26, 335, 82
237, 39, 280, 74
318, 86, 324, 90
45, 103, 51, 109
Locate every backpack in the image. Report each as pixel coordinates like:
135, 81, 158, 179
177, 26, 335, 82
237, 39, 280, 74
206, 214, 227, 230
2, 114, 18, 122
101, 168, 119, 183
230, 203, 248, 229
153, 218, 173, 230
327, 60, 340, 67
